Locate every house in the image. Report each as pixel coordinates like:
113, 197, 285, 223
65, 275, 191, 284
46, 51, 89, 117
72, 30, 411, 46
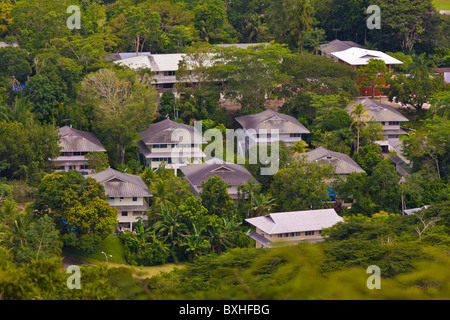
114, 53, 185, 96
346, 98, 409, 153
136, 119, 206, 174
320, 40, 403, 96
433, 67, 450, 84
235, 109, 310, 156
301, 147, 365, 178
88, 168, 151, 232
52, 126, 106, 175
245, 208, 344, 248
112, 44, 267, 96
179, 158, 255, 199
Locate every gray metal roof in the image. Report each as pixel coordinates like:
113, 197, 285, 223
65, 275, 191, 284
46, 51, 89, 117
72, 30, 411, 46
245, 208, 343, 234
319, 39, 362, 55
346, 98, 409, 122
138, 119, 206, 145
180, 158, 255, 187
301, 147, 365, 175
235, 109, 310, 134
58, 126, 106, 153
88, 168, 151, 198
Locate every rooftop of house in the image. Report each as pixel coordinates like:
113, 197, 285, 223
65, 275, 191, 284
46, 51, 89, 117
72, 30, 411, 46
346, 98, 409, 123
245, 208, 343, 235
105, 52, 152, 61
301, 147, 365, 175
138, 119, 206, 145
57, 126, 106, 153
113, 53, 186, 72
180, 158, 255, 188
319, 39, 363, 56
330, 47, 403, 66
88, 168, 151, 198
235, 109, 310, 134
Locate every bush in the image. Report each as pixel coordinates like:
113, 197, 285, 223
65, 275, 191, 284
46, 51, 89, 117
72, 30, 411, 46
77, 234, 102, 254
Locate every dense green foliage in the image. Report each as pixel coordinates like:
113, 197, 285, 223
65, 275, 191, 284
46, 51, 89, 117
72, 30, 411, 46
0, 0, 449, 301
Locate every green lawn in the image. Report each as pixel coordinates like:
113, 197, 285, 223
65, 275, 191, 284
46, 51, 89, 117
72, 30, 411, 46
62, 234, 184, 279
63, 234, 127, 264
434, 0, 450, 11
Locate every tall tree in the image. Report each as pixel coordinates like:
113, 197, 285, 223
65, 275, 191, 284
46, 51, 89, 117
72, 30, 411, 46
123, 5, 161, 55
199, 176, 236, 218
357, 58, 388, 98
349, 103, 370, 153
269, 157, 334, 211
78, 68, 158, 164
266, 0, 313, 52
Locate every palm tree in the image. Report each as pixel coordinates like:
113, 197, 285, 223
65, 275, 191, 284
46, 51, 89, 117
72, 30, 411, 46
152, 205, 188, 250
181, 224, 210, 261
350, 103, 370, 153
251, 193, 275, 217
290, 140, 310, 155
0, 96, 33, 123
407, 53, 434, 80
330, 128, 355, 154
150, 179, 176, 212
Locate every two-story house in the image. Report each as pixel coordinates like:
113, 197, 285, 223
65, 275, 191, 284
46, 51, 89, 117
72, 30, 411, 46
346, 98, 409, 154
245, 208, 344, 248
235, 109, 310, 157
114, 53, 184, 96
52, 126, 106, 175
179, 158, 256, 199
88, 168, 152, 232
136, 119, 206, 174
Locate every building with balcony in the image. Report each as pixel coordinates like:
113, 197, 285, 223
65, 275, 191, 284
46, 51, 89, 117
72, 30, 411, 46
88, 168, 151, 232
346, 98, 409, 153
136, 119, 206, 174
235, 109, 310, 157
52, 126, 106, 175
245, 208, 344, 248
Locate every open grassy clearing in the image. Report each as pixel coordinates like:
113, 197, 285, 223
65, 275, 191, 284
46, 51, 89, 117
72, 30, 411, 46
434, 0, 450, 11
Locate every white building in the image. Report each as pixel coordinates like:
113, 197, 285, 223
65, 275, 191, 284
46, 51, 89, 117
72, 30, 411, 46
136, 119, 206, 174
52, 126, 106, 175
88, 168, 151, 232
346, 98, 409, 154
235, 109, 310, 157
245, 208, 344, 248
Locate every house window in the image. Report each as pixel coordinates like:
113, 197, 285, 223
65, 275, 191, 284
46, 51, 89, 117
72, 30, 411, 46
305, 231, 315, 236
121, 212, 128, 216
132, 197, 138, 202
290, 133, 301, 138
388, 121, 399, 126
